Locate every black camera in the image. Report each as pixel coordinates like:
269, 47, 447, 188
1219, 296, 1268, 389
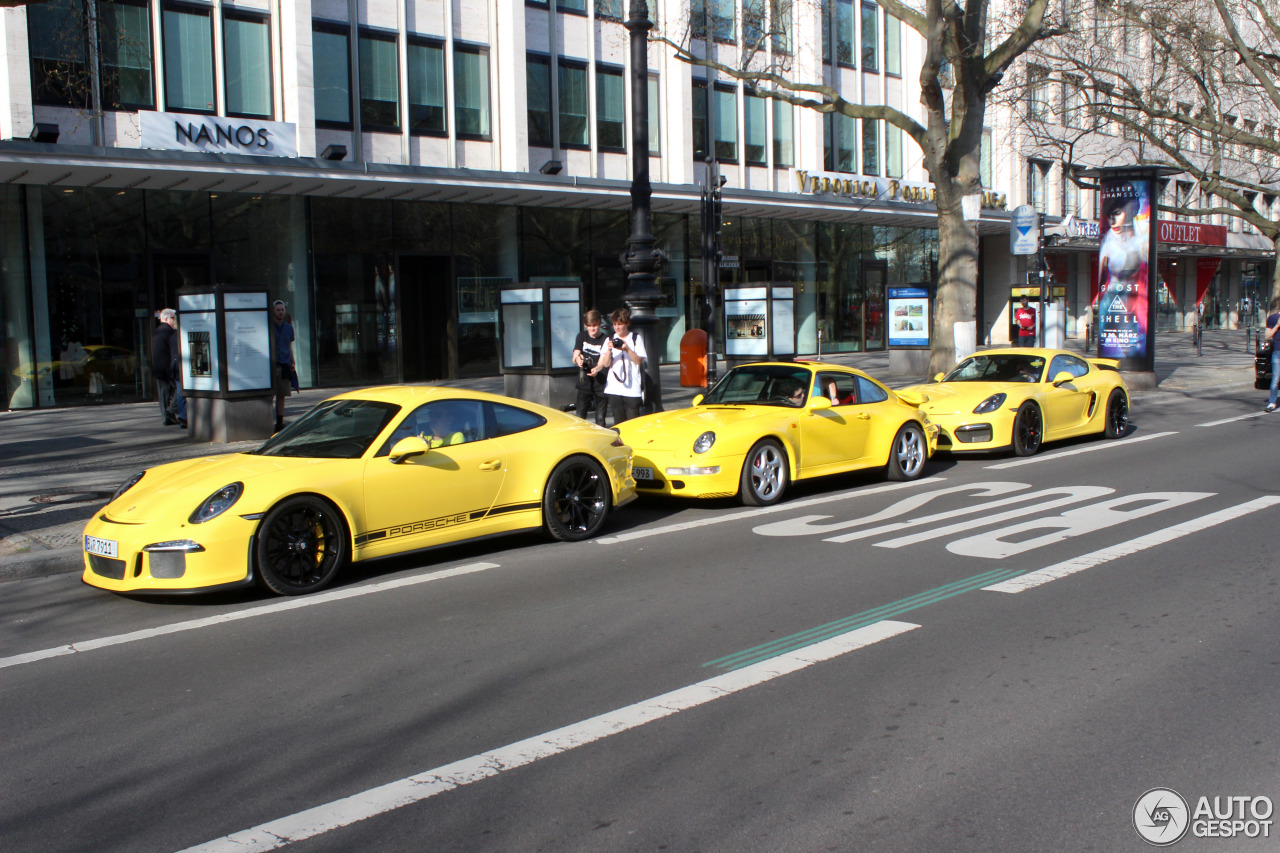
612, 337, 625, 348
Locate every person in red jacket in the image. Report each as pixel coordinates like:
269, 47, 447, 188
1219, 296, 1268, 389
1015, 297, 1037, 347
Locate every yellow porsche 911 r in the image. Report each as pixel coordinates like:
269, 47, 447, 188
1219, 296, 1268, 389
899, 347, 1130, 457
82, 387, 636, 596
616, 362, 937, 507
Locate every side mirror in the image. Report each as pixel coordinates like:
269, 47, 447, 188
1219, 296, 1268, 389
691, 394, 704, 406
389, 435, 429, 463
933, 372, 946, 382
1052, 371, 1074, 387
808, 396, 832, 411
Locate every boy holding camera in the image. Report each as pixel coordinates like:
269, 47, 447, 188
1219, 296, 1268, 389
572, 309, 609, 425
599, 307, 647, 425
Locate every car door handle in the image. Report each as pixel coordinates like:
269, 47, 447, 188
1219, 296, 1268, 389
479, 459, 502, 471
856, 412, 871, 420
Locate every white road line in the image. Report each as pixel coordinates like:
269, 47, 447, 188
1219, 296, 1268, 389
1196, 411, 1271, 427
983, 496, 1280, 594
178, 619, 920, 853
984, 431, 1177, 469
0, 562, 500, 671
596, 478, 944, 545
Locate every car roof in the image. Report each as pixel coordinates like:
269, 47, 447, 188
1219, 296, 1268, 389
325, 385, 529, 407
736, 360, 876, 380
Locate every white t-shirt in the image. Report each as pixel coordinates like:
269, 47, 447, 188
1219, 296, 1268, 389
602, 331, 647, 398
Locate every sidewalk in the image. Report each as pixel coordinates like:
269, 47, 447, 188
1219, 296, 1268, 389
0, 330, 1258, 582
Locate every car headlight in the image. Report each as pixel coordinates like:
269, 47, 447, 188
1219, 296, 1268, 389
189, 482, 243, 524
111, 472, 145, 503
693, 431, 716, 454
972, 393, 1007, 415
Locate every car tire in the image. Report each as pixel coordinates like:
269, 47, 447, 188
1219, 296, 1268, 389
1012, 402, 1043, 457
255, 495, 349, 596
544, 456, 610, 542
886, 422, 927, 481
740, 439, 788, 506
1103, 388, 1128, 439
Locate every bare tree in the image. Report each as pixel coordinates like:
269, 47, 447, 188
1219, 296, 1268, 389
654, 0, 1066, 372
1006, 0, 1280, 300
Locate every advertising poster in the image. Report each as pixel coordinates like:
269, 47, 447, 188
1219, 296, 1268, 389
887, 287, 930, 348
225, 310, 272, 392
1096, 178, 1152, 364
179, 312, 220, 393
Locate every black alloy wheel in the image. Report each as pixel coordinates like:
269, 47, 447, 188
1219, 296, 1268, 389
256, 495, 348, 595
544, 457, 610, 542
1104, 388, 1128, 439
1012, 402, 1043, 457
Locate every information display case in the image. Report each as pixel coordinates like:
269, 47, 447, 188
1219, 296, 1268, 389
723, 285, 794, 364
498, 281, 582, 409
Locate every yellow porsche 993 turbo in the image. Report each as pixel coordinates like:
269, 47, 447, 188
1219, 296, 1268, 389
899, 347, 1130, 456
82, 387, 636, 596
616, 362, 937, 507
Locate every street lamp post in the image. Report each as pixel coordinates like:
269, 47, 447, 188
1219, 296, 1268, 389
621, 0, 665, 412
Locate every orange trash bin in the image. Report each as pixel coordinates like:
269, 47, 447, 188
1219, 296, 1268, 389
680, 329, 708, 387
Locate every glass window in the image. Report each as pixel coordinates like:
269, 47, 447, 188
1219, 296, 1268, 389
711, 0, 734, 41
163, 3, 215, 113
359, 32, 399, 130
744, 0, 765, 45
313, 25, 350, 126
560, 0, 587, 12
648, 76, 661, 155
99, 0, 154, 109
861, 2, 878, 71
488, 402, 547, 438
691, 0, 708, 40
409, 39, 446, 134
745, 92, 766, 164
597, 65, 626, 150
824, 111, 856, 173
772, 99, 793, 167
1028, 160, 1047, 213
29, 0, 88, 107
224, 13, 271, 117
714, 86, 737, 162
1064, 172, 1079, 216
559, 61, 589, 147
836, 0, 854, 65
980, 130, 992, 187
526, 54, 552, 147
771, 0, 792, 54
596, 0, 624, 19
886, 122, 902, 178
862, 118, 879, 175
884, 14, 900, 75
455, 46, 490, 138
855, 375, 889, 403
692, 79, 708, 159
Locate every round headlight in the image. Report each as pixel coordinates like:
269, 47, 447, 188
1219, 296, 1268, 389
693, 431, 716, 454
972, 393, 1007, 415
111, 472, 146, 503
189, 482, 243, 524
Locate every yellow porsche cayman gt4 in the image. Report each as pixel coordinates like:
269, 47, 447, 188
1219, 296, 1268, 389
82, 387, 636, 596
899, 347, 1130, 456
616, 361, 938, 506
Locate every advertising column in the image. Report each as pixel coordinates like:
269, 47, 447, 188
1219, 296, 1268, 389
1096, 177, 1157, 373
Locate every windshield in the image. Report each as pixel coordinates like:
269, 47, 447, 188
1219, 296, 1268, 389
943, 354, 1046, 383
254, 399, 401, 458
702, 365, 812, 407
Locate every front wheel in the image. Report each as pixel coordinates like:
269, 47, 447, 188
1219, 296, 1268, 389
1012, 402, 1043, 457
544, 457, 610, 542
886, 423, 927, 481
740, 439, 788, 506
1104, 388, 1128, 439
255, 496, 348, 595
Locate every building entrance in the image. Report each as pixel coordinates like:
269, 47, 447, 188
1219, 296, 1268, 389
399, 255, 454, 383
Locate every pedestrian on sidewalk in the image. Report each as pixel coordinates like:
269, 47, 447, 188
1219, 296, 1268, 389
1264, 297, 1279, 413
151, 309, 181, 426
599, 308, 646, 425
271, 300, 296, 432
1015, 298, 1036, 347
571, 309, 609, 426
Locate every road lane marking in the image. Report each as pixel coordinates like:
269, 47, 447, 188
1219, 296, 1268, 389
983, 496, 1280, 593
1196, 411, 1271, 427
0, 562, 500, 671
984, 431, 1177, 469
178, 620, 920, 853
595, 478, 944, 545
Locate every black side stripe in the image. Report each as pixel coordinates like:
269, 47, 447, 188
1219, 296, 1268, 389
354, 501, 542, 546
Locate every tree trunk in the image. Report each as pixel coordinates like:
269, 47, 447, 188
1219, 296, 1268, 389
929, 180, 979, 376
1271, 234, 1280, 307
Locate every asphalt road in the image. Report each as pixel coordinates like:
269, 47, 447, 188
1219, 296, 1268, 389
2, 387, 1277, 853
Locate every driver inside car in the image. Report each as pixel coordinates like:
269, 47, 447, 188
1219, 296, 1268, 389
428, 404, 467, 448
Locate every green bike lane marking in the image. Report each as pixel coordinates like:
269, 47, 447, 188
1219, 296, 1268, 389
705, 566, 1023, 671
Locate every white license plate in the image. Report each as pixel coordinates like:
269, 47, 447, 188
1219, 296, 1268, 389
84, 535, 118, 559
632, 466, 655, 481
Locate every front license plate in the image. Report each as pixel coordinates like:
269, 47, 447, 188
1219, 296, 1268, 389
84, 535, 118, 558
632, 466, 655, 481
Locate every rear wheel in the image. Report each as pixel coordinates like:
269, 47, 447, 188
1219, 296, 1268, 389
1012, 402, 1043, 457
886, 423, 927, 481
544, 457, 610, 542
740, 439, 788, 506
255, 496, 348, 595
1104, 388, 1128, 438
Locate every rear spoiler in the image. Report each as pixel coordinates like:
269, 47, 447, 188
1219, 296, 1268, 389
1087, 358, 1121, 372
895, 390, 930, 407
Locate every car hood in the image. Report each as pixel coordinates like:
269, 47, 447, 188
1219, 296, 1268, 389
897, 381, 1026, 416
619, 405, 785, 450
102, 453, 354, 524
